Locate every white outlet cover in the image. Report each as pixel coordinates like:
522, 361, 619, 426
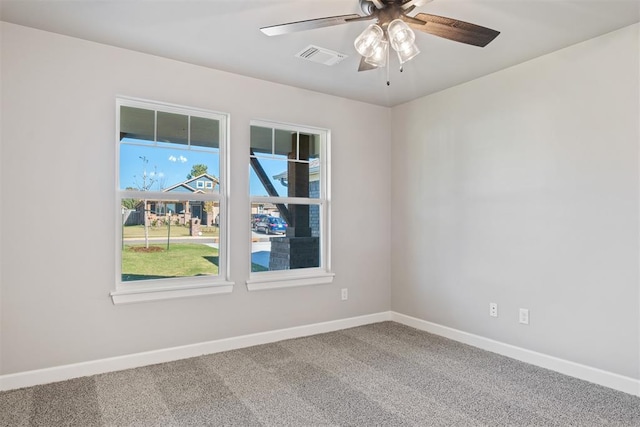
489, 303, 498, 317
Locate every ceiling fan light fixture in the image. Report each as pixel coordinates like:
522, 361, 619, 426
364, 39, 388, 67
354, 24, 384, 57
396, 41, 420, 64
387, 18, 415, 52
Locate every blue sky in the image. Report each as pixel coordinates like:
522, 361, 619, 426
120, 142, 288, 195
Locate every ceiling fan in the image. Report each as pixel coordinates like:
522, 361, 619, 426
261, 0, 500, 76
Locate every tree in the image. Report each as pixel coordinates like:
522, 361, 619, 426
187, 164, 208, 179
134, 156, 157, 249
122, 187, 137, 210
204, 201, 217, 226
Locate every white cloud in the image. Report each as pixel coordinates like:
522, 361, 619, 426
168, 155, 177, 162
179, 155, 188, 163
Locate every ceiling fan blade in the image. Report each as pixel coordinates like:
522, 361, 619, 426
410, 13, 500, 47
402, 0, 433, 10
261, 14, 362, 36
346, 15, 376, 23
358, 56, 378, 72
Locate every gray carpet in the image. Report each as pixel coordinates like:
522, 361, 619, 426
1, 322, 639, 426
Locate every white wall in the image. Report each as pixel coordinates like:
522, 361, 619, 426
0, 22, 391, 375
391, 24, 640, 379
2, 19, 638, 384
0, 22, 4, 376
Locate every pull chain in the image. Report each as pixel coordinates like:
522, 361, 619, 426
386, 44, 390, 86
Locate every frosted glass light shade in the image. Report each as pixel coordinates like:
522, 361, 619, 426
354, 24, 384, 58
396, 41, 420, 64
364, 40, 388, 67
387, 19, 415, 52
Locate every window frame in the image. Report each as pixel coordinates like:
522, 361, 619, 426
111, 97, 233, 304
247, 119, 333, 291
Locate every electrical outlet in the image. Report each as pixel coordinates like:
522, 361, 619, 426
341, 288, 348, 301
519, 308, 529, 324
489, 303, 498, 317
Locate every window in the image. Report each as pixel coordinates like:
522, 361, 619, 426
247, 120, 333, 290
112, 97, 232, 304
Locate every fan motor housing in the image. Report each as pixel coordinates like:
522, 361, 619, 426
359, 0, 377, 15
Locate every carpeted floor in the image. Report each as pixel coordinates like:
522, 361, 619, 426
1, 322, 639, 426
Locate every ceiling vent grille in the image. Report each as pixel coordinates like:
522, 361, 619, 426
295, 45, 347, 66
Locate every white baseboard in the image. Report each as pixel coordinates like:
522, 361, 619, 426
391, 312, 640, 397
3, 311, 638, 397
0, 311, 392, 391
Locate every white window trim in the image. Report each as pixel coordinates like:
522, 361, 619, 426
110, 280, 234, 304
246, 270, 335, 291
113, 96, 233, 304
247, 119, 333, 291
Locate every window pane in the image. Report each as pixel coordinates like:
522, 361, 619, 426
249, 157, 319, 199
121, 199, 220, 281
250, 125, 273, 156
274, 129, 296, 158
285, 159, 320, 199
249, 157, 287, 197
120, 106, 154, 142
191, 116, 219, 150
304, 132, 321, 160
120, 144, 220, 192
157, 111, 188, 146
250, 203, 320, 272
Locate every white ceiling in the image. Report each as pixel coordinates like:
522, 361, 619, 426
2, 0, 639, 107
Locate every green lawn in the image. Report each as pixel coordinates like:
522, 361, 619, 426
122, 243, 218, 281
123, 224, 219, 238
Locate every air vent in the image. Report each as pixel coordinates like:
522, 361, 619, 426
295, 45, 347, 66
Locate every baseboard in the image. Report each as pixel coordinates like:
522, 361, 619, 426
4, 311, 637, 397
391, 312, 640, 397
0, 311, 393, 391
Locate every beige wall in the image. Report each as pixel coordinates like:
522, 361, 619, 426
2, 20, 638, 383
0, 22, 391, 374
391, 24, 640, 379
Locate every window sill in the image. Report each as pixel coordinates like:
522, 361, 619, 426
246, 271, 334, 291
110, 280, 234, 304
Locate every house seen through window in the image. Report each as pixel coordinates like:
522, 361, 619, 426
114, 98, 229, 300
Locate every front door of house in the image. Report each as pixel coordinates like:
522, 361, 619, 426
192, 205, 202, 220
